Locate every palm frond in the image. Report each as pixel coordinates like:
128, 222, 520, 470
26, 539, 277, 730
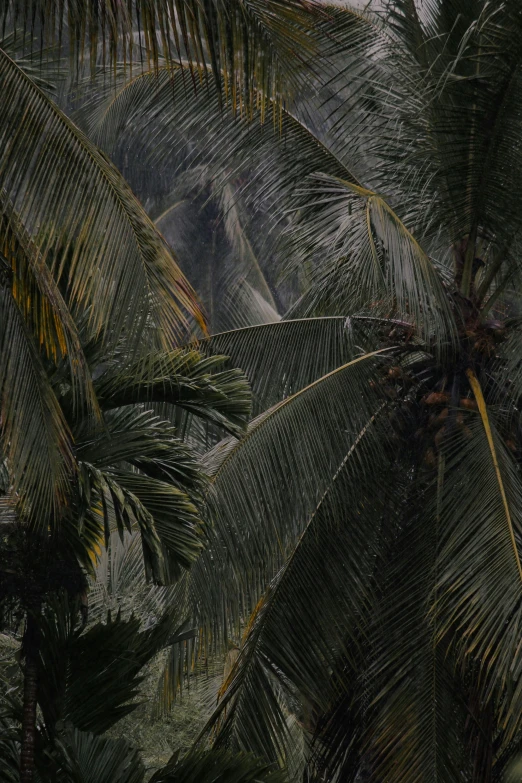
435, 382, 522, 746
287, 174, 458, 353
149, 747, 286, 783
0, 29, 64, 95
221, 280, 281, 333
94, 349, 251, 437
110, 469, 205, 582
89, 531, 148, 620
197, 316, 383, 410
80, 462, 203, 585
329, 0, 522, 295
180, 350, 390, 664
0, 46, 204, 350
0, 285, 75, 528
135, 351, 393, 706
217, 183, 278, 313
204, 408, 392, 764
76, 406, 205, 495
364, 477, 471, 783
86, 64, 358, 238
37, 595, 176, 735
0, 706, 19, 783
203, 349, 389, 567
1, 1, 328, 111
54, 729, 145, 783
1, 190, 98, 417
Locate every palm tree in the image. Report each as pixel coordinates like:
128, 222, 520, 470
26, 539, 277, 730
82, 1, 522, 779
0, 20, 210, 778
188, 3, 522, 780
0, 339, 250, 779
0, 588, 287, 783
0, 4, 319, 780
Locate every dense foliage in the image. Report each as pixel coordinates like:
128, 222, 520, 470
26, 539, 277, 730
4, 1, 522, 782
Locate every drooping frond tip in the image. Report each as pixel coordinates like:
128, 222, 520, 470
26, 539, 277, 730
0, 1, 327, 111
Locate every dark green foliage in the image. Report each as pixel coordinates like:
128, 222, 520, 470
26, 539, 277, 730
35, 597, 176, 736
53, 730, 145, 783
7, 1, 522, 781
149, 748, 287, 783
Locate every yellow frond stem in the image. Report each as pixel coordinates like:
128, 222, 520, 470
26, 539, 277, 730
466, 367, 522, 582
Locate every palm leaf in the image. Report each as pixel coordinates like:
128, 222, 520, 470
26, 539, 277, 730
435, 380, 522, 746
197, 316, 384, 410
287, 174, 458, 353
328, 1, 522, 299
205, 408, 392, 764
76, 406, 205, 495
204, 349, 389, 567
36, 596, 176, 735
110, 470, 205, 581
220, 280, 281, 332
80, 462, 203, 585
365, 477, 471, 783
86, 64, 358, 235
89, 531, 148, 621
54, 729, 145, 783
0, 285, 75, 528
136, 350, 392, 710
1, 1, 325, 111
178, 349, 390, 668
217, 183, 278, 313
94, 349, 251, 437
1, 190, 97, 417
149, 747, 286, 783
0, 45, 204, 350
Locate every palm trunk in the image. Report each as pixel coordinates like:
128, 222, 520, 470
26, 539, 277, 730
19, 606, 40, 783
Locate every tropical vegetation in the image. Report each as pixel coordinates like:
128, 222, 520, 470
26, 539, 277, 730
4, 1, 522, 782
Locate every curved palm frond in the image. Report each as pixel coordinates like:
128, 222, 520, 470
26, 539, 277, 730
176, 349, 392, 668
36, 595, 176, 735
76, 406, 205, 496
364, 478, 471, 783
54, 729, 145, 783
203, 408, 392, 764
0, 29, 65, 96
216, 183, 278, 314
1, 192, 97, 417
70, 349, 250, 584
89, 531, 148, 620
287, 174, 458, 353
85, 528, 199, 716
83, 59, 463, 350
150, 747, 286, 783
94, 349, 251, 437
0, 1, 329, 111
197, 316, 390, 410
203, 349, 389, 568
130, 349, 394, 716
0, 285, 75, 528
220, 280, 281, 333
84, 63, 359, 240
435, 386, 522, 746
81, 463, 203, 585
0, 46, 204, 350
330, 0, 522, 299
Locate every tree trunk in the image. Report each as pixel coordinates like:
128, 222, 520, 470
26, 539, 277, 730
19, 606, 40, 783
